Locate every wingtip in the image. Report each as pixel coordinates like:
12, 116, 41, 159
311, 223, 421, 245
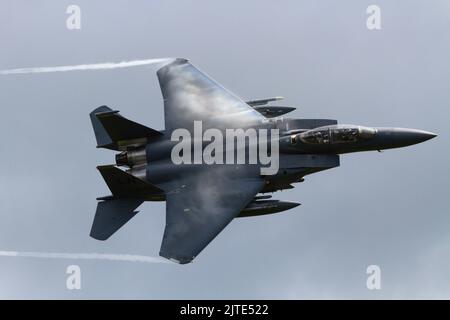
90, 105, 112, 116
164, 58, 189, 67
175, 58, 189, 63
159, 251, 194, 265
156, 58, 190, 75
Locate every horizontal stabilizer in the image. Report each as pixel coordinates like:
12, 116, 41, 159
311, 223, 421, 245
90, 106, 163, 150
90, 198, 143, 240
97, 165, 164, 199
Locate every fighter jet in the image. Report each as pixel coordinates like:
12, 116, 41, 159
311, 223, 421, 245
89, 58, 436, 264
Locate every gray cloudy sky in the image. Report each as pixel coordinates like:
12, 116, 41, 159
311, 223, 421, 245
0, 0, 449, 299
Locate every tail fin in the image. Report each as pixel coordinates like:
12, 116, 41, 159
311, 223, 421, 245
90, 198, 143, 240
91, 166, 164, 240
90, 106, 163, 150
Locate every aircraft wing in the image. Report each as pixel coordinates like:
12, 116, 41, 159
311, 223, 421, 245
157, 58, 265, 132
159, 166, 264, 264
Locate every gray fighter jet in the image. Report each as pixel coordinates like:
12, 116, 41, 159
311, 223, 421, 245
90, 58, 436, 264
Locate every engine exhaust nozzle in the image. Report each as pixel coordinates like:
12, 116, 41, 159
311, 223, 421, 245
115, 147, 147, 167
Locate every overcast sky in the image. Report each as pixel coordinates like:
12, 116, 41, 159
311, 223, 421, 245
0, 0, 449, 299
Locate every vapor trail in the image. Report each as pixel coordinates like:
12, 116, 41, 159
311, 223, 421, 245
0, 58, 174, 75
0, 251, 170, 264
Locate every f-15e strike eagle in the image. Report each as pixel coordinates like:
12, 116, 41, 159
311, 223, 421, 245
90, 58, 436, 264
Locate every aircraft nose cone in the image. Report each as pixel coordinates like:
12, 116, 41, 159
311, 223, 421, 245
418, 130, 437, 142
376, 128, 437, 148
396, 128, 437, 145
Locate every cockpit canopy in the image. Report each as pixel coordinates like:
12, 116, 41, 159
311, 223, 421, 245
299, 125, 377, 144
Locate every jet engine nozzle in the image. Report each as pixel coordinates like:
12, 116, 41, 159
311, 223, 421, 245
115, 147, 147, 167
